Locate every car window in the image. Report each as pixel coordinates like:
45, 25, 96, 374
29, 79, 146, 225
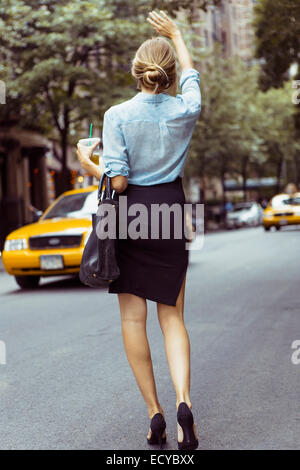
271, 195, 289, 208
43, 191, 98, 220
283, 197, 300, 205
232, 203, 253, 212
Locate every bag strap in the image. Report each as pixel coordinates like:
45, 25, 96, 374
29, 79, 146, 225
97, 173, 115, 205
105, 175, 112, 199
97, 172, 106, 204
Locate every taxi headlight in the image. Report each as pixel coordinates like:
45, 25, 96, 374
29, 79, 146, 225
4, 238, 28, 251
263, 213, 274, 218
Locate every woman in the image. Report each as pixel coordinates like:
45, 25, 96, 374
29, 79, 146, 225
77, 10, 201, 450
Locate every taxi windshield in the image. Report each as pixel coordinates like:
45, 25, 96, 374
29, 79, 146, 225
43, 191, 98, 220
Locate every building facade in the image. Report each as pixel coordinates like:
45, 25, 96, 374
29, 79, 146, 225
196, 0, 257, 64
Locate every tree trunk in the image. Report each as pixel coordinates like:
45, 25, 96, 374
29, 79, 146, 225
54, 130, 70, 196
241, 156, 248, 202
220, 162, 227, 206
57, 106, 71, 196
220, 159, 227, 226
294, 151, 300, 189
276, 154, 284, 194
199, 174, 208, 233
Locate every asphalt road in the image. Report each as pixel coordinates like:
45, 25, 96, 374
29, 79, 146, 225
0, 226, 299, 450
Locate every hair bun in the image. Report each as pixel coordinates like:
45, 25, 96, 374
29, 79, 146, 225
143, 64, 170, 92
143, 67, 160, 82
131, 37, 176, 93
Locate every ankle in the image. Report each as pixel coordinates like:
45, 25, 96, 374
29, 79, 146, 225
176, 399, 192, 411
148, 404, 164, 419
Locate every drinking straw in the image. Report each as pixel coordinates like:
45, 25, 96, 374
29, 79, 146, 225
89, 123, 93, 146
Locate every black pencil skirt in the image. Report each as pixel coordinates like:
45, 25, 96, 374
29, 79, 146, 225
108, 176, 189, 306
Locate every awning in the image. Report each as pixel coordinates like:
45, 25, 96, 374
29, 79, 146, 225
0, 127, 50, 147
225, 177, 277, 190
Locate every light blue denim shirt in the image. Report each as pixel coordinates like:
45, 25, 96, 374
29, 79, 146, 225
102, 67, 201, 185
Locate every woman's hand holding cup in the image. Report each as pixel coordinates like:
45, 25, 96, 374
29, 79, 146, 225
76, 138, 100, 168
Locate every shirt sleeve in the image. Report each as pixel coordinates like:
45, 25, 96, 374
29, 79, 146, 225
176, 67, 202, 116
102, 110, 130, 178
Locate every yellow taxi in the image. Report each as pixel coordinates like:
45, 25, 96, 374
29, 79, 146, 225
263, 192, 300, 231
2, 186, 98, 288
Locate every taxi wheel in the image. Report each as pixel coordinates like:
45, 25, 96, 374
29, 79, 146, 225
264, 225, 271, 231
15, 275, 40, 289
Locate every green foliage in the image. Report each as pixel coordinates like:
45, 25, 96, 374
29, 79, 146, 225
0, 0, 153, 187
0, 0, 219, 183
151, 0, 221, 14
253, 0, 300, 184
256, 82, 299, 189
253, 0, 300, 90
187, 49, 297, 199
0, 0, 298, 196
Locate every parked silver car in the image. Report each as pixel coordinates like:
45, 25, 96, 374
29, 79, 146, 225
226, 202, 263, 229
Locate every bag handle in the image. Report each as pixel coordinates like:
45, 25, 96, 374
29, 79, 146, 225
106, 175, 112, 199
97, 173, 115, 205
97, 172, 106, 204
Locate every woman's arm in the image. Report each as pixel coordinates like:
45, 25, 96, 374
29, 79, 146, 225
110, 175, 128, 193
76, 143, 103, 180
76, 144, 128, 192
147, 10, 194, 71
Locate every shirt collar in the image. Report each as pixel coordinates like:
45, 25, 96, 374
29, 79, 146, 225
132, 91, 172, 103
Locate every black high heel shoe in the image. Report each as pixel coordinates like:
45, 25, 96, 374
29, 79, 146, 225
147, 413, 166, 449
177, 402, 199, 450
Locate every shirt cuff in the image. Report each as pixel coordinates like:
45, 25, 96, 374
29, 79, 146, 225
104, 162, 129, 178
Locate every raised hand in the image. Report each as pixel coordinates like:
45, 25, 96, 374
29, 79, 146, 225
147, 10, 181, 40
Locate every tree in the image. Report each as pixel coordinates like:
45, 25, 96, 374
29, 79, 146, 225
244, 0, 300, 171
187, 52, 264, 204
151, 0, 221, 14
253, 0, 300, 181
256, 83, 298, 192
253, 0, 300, 90
186, 44, 298, 206
0, 0, 146, 192
0, 0, 222, 194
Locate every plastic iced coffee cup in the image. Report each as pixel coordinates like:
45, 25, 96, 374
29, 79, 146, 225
78, 137, 100, 160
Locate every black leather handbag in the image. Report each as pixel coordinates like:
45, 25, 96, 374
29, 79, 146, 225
79, 173, 120, 287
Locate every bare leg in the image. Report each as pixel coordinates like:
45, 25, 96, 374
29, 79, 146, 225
156, 273, 198, 441
118, 293, 165, 439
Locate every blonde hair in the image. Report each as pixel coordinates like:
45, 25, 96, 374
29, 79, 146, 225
131, 37, 177, 94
